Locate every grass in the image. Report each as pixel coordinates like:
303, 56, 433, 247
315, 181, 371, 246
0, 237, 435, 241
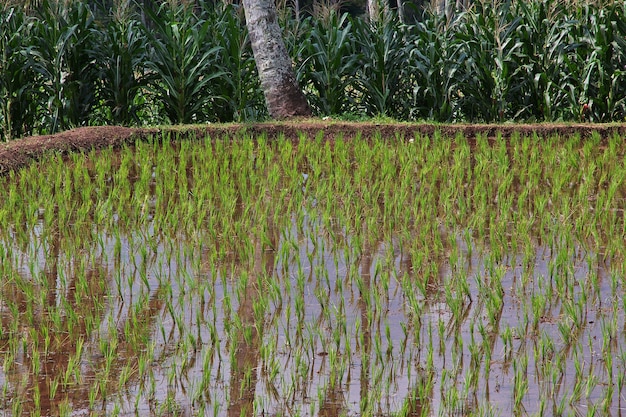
0, 130, 625, 416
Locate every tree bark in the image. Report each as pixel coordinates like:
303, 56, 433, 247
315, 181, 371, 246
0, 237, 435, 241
367, 0, 390, 23
242, 0, 312, 118
367, 0, 380, 22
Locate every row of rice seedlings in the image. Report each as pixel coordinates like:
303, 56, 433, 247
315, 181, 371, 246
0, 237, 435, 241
1, 130, 625, 415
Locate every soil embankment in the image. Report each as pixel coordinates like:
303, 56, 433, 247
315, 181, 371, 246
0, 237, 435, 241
1, 121, 625, 175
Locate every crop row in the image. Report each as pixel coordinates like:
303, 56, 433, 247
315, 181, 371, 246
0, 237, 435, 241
0, 131, 625, 415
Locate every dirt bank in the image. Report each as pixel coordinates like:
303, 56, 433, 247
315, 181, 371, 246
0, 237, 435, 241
1, 121, 625, 175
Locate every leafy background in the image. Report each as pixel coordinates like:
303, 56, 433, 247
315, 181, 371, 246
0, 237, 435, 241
1, 0, 625, 140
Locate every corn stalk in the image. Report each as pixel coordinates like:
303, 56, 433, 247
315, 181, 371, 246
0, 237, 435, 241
144, 1, 227, 124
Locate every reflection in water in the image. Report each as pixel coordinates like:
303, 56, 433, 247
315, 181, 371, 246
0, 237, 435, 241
1, 214, 109, 416
228, 219, 276, 417
359, 237, 373, 416
1, 204, 624, 416
0, 139, 625, 417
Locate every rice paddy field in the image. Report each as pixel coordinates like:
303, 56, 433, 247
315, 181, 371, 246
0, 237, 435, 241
1, 130, 625, 416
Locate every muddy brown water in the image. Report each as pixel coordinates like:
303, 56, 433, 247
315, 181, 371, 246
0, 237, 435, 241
1, 211, 624, 416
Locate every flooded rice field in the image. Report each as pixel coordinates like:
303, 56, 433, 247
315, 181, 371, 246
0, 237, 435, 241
1, 132, 625, 416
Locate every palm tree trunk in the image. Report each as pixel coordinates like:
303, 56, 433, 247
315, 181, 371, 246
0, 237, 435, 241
242, 0, 311, 118
367, 0, 380, 22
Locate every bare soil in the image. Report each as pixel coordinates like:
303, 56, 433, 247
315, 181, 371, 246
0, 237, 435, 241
1, 121, 625, 175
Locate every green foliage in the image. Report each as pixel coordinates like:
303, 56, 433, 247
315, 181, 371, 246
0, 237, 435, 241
353, 12, 415, 118
2, 0, 626, 139
143, 1, 226, 124
510, 0, 581, 121
0, 7, 37, 140
409, 11, 462, 121
453, 1, 525, 121
296, 12, 360, 115
88, 5, 151, 126
573, 2, 626, 121
201, 3, 266, 122
452, 0, 626, 122
28, 0, 98, 133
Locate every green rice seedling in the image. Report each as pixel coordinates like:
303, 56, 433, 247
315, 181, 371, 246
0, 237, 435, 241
512, 352, 529, 412
3, 130, 626, 416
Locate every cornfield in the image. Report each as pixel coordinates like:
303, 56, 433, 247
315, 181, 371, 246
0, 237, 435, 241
1, 0, 625, 140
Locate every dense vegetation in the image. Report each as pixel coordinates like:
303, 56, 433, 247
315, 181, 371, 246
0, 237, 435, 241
1, 0, 625, 140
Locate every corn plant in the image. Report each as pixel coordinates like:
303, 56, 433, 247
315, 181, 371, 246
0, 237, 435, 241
88, 2, 152, 126
296, 11, 360, 116
201, 3, 265, 121
453, 1, 525, 122
572, 2, 626, 122
507, 0, 581, 121
0, 6, 38, 140
27, 0, 98, 133
409, 10, 463, 121
143, 0, 226, 124
1, 0, 45, 13
2, 0, 626, 137
353, 12, 415, 118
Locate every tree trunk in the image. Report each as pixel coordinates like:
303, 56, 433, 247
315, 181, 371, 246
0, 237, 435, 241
242, 0, 311, 118
367, 0, 380, 22
397, 0, 405, 24
367, 0, 390, 23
